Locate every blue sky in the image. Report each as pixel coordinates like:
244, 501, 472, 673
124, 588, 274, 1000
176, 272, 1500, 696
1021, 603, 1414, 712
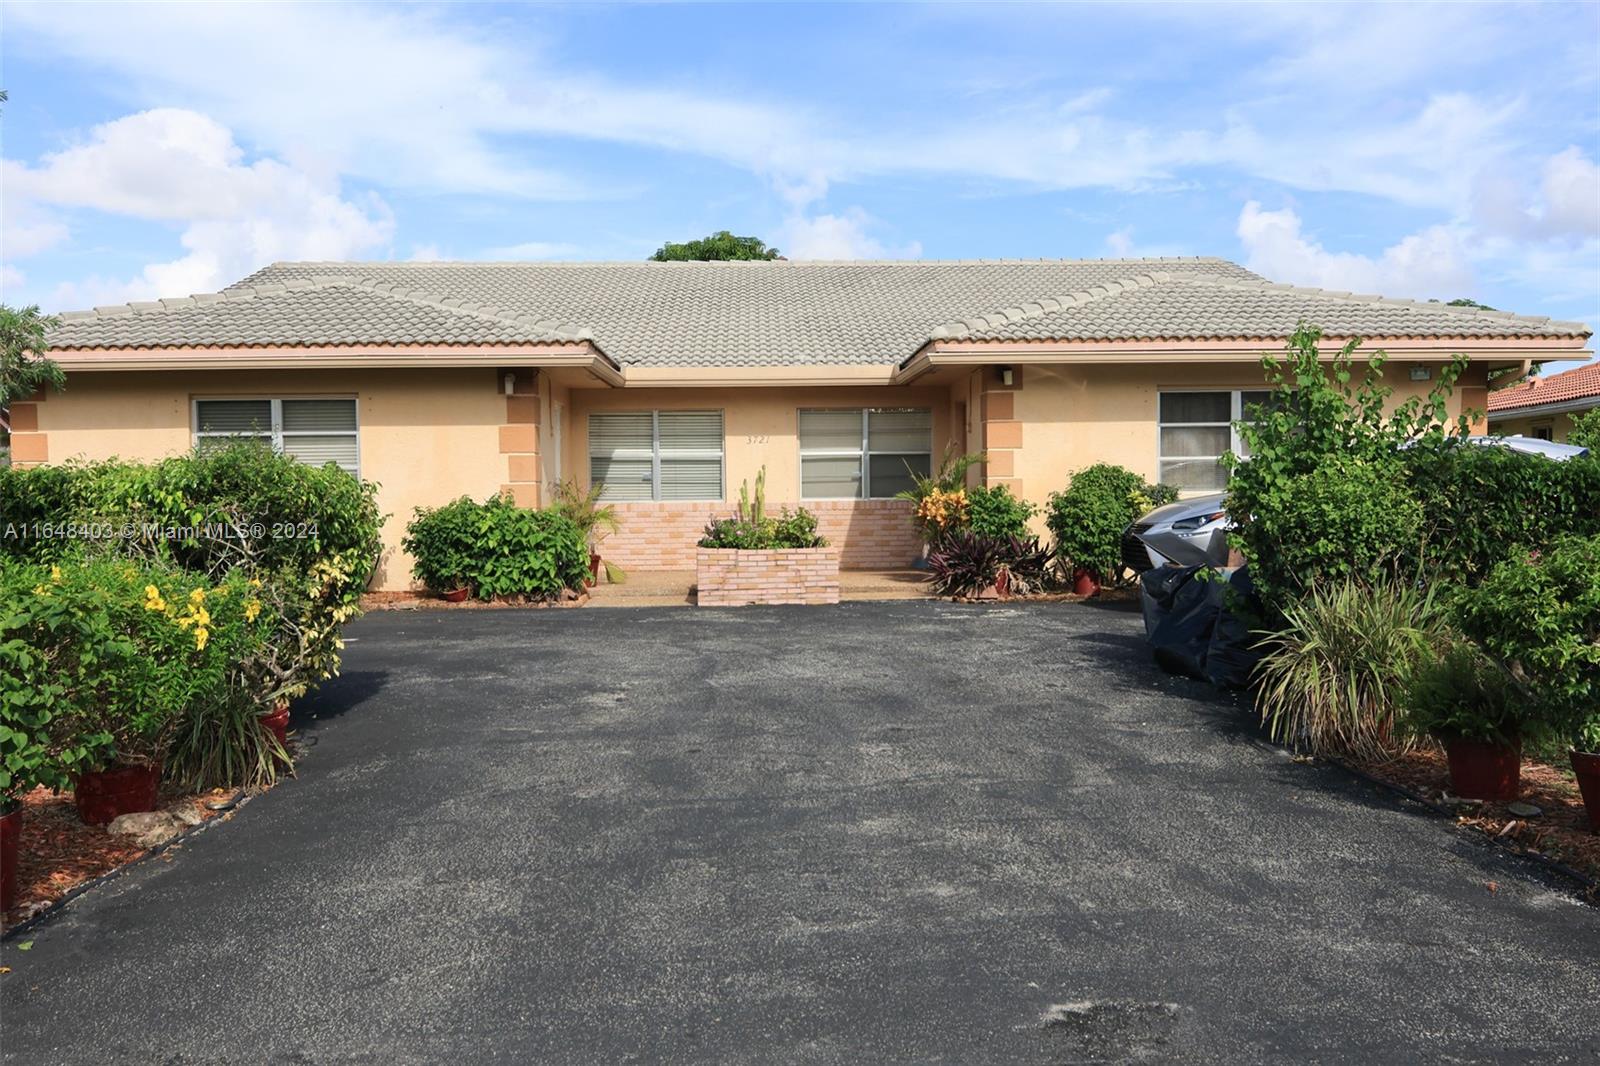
2, 1, 1597, 365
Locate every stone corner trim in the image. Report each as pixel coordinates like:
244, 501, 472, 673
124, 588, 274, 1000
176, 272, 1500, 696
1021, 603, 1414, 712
695, 546, 841, 607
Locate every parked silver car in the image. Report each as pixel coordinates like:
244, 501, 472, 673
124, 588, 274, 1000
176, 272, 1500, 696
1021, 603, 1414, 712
1122, 435, 1591, 573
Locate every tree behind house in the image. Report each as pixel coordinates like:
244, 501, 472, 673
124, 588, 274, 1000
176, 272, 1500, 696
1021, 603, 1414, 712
649, 231, 780, 261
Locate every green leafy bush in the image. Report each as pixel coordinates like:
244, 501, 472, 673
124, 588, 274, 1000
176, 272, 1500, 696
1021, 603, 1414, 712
0, 442, 383, 699
1403, 642, 1527, 747
1403, 442, 1600, 583
1568, 408, 1600, 450
401, 495, 480, 593
1452, 535, 1600, 751
1046, 463, 1175, 582
0, 558, 279, 799
1253, 577, 1448, 759
698, 508, 825, 549
1254, 457, 1423, 593
1226, 325, 1469, 616
966, 483, 1038, 539
406, 494, 589, 600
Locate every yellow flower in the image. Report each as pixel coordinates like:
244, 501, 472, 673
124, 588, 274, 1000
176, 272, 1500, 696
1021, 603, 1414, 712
194, 606, 210, 627
33, 584, 48, 596
189, 587, 206, 605
194, 628, 209, 651
248, 577, 262, 589
50, 565, 62, 583
145, 585, 161, 600
176, 615, 193, 630
244, 599, 262, 622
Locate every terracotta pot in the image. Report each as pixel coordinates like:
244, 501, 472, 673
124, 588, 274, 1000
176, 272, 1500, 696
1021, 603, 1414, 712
75, 763, 162, 826
441, 587, 470, 603
1444, 736, 1522, 802
1, 806, 19, 911
1072, 569, 1101, 598
260, 702, 291, 748
588, 552, 602, 587
994, 568, 1011, 596
1571, 749, 1600, 832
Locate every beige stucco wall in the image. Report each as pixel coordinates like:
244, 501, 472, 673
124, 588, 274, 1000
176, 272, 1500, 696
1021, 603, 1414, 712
1488, 410, 1578, 442
31, 368, 509, 590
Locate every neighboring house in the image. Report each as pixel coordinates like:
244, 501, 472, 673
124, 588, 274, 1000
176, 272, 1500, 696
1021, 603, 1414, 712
1487, 361, 1600, 442
14, 258, 1592, 590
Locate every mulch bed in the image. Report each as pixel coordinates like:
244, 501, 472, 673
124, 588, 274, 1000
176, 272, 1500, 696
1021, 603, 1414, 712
1348, 747, 1599, 896
361, 590, 589, 611
3, 786, 238, 932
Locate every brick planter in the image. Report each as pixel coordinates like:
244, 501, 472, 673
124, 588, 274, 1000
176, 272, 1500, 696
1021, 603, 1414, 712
696, 547, 840, 607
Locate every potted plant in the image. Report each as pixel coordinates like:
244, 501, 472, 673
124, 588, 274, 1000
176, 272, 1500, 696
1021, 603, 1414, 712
1046, 464, 1173, 597
1570, 714, 1600, 832
896, 447, 984, 563
551, 478, 625, 585
1405, 642, 1530, 801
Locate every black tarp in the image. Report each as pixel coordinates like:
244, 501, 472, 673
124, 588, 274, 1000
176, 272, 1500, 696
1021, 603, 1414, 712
1139, 565, 1262, 689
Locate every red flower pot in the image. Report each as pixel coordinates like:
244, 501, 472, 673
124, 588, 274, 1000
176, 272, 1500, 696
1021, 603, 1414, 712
260, 702, 291, 748
1444, 736, 1522, 802
442, 587, 470, 603
1, 806, 20, 911
1571, 750, 1600, 832
994, 568, 1011, 597
74, 764, 162, 826
588, 552, 602, 587
1073, 569, 1100, 598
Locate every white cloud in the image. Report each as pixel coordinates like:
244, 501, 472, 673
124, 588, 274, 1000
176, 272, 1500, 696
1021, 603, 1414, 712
1, 218, 69, 259
0, 265, 25, 293
5, 108, 393, 307
1236, 201, 1474, 298
778, 209, 921, 260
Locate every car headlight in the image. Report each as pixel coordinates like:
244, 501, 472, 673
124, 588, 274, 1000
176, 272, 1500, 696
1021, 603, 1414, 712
1172, 510, 1226, 532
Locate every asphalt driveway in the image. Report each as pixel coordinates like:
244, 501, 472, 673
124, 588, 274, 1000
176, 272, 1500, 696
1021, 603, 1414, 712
4, 601, 1597, 1064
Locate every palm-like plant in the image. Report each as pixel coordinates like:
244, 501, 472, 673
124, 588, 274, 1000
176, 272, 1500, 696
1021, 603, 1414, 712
550, 479, 626, 582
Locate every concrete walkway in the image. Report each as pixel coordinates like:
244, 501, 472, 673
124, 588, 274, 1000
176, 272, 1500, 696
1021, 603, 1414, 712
587, 567, 928, 607
3, 602, 1596, 1063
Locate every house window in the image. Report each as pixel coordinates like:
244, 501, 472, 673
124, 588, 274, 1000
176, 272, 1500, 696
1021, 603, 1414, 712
1156, 390, 1273, 491
1530, 423, 1554, 441
589, 410, 724, 501
193, 398, 360, 475
799, 408, 932, 499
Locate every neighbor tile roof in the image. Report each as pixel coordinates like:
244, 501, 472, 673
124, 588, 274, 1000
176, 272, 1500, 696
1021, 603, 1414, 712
48, 277, 595, 351
933, 272, 1592, 346
47, 259, 1591, 366
1487, 360, 1600, 413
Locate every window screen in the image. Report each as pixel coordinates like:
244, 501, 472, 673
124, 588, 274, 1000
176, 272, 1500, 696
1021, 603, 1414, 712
798, 408, 931, 499
194, 398, 358, 475
589, 410, 724, 501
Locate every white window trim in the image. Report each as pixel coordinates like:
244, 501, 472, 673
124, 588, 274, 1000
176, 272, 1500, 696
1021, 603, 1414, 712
588, 409, 725, 502
1155, 389, 1270, 493
191, 396, 361, 476
798, 407, 933, 500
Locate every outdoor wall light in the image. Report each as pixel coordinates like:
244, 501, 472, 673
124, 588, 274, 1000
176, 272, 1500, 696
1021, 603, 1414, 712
1000, 366, 1014, 387
504, 372, 517, 395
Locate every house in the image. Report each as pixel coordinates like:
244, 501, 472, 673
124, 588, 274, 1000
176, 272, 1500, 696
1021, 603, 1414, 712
13, 258, 1593, 590
1487, 360, 1600, 442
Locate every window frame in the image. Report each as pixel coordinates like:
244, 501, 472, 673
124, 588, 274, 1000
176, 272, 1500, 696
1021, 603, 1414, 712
191, 395, 361, 476
1155, 389, 1271, 493
798, 407, 933, 500
587, 409, 725, 503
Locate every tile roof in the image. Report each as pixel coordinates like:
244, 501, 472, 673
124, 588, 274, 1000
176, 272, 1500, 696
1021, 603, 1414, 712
48, 276, 595, 351
45, 259, 1591, 366
933, 272, 1592, 345
1487, 360, 1600, 413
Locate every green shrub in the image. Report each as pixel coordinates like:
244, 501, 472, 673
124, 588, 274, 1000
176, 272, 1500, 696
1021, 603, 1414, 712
0, 558, 279, 798
401, 496, 480, 593
1252, 457, 1423, 593
1403, 641, 1527, 747
1403, 442, 1600, 583
1452, 535, 1600, 751
965, 483, 1038, 539
406, 495, 589, 600
698, 508, 826, 550
0, 442, 383, 699
1227, 325, 1469, 617
1046, 463, 1175, 582
1569, 408, 1600, 450
1253, 577, 1449, 759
